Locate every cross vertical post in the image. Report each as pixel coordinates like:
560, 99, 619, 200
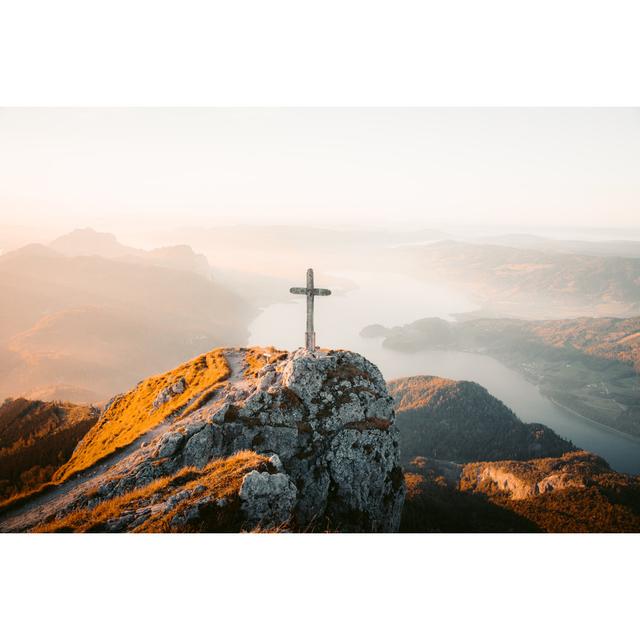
289, 267, 332, 351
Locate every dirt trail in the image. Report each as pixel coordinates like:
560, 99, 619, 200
0, 418, 174, 532
0, 349, 247, 533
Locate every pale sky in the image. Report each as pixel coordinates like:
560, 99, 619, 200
1, 108, 639, 233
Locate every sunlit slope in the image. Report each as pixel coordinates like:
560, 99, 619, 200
40, 450, 270, 533
0, 399, 99, 500
54, 349, 231, 482
460, 451, 640, 533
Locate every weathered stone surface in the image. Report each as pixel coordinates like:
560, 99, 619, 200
239, 471, 297, 529
152, 377, 186, 410
156, 431, 185, 458
461, 451, 609, 500
182, 425, 214, 468
31, 347, 405, 532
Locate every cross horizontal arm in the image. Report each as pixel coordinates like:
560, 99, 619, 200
289, 287, 332, 296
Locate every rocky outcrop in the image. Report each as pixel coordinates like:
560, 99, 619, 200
33, 451, 289, 533
460, 450, 610, 500
400, 451, 640, 533
152, 377, 186, 410
7, 347, 405, 533
239, 457, 298, 529
453, 451, 640, 533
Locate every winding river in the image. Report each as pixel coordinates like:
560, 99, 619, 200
248, 270, 640, 474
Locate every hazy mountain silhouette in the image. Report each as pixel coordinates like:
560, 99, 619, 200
399, 240, 640, 317
0, 237, 253, 403
50, 228, 211, 277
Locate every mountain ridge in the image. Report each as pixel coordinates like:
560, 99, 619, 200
390, 374, 575, 464
50, 228, 212, 277
397, 240, 640, 317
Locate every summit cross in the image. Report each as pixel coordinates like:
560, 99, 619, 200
289, 268, 332, 350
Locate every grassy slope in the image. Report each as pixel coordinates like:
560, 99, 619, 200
401, 465, 540, 533
0, 399, 99, 500
53, 349, 231, 483
37, 450, 270, 533
493, 485, 640, 532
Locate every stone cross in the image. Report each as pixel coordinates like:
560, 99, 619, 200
290, 268, 331, 350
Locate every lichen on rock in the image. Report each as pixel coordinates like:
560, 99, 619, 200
239, 470, 297, 529
152, 377, 187, 411
11, 347, 406, 533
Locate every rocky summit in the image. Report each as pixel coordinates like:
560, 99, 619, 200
0, 347, 405, 532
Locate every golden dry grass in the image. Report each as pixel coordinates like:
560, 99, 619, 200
0, 399, 99, 501
460, 450, 608, 490
492, 486, 640, 533
36, 450, 269, 533
389, 375, 458, 412
243, 346, 287, 378
404, 472, 426, 499
53, 349, 231, 483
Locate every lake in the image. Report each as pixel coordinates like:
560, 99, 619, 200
248, 269, 640, 474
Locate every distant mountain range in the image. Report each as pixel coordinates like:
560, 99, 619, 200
0, 230, 254, 403
50, 228, 212, 277
472, 233, 640, 259
154, 224, 447, 275
396, 240, 640, 317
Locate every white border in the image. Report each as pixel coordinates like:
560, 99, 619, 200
0, 1, 639, 106
1, 533, 638, 639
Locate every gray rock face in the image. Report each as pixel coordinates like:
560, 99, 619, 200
42, 347, 406, 532
239, 471, 297, 529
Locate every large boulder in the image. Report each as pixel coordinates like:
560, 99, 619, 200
14, 347, 405, 533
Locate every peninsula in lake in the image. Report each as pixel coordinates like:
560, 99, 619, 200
362, 315, 640, 437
